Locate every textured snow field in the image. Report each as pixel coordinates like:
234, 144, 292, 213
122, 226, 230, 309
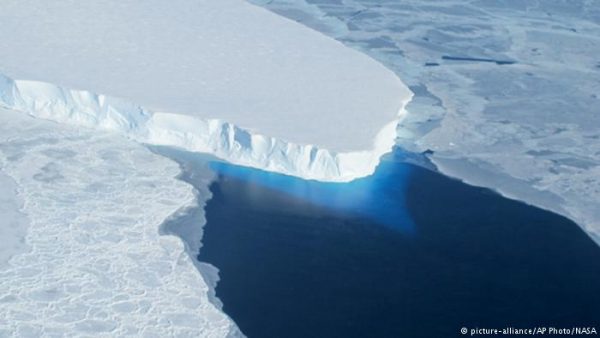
0, 172, 29, 269
0, 109, 240, 337
250, 0, 600, 243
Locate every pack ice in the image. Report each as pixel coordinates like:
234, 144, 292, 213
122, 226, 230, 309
0, 0, 411, 182
0, 108, 242, 337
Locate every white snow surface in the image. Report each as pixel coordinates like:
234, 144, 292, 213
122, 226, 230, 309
0, 171, 29, 269
0, 0, 411, 182
0, 108, 241, 337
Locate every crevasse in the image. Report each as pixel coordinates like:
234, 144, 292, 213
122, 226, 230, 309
0, 73, 412, 182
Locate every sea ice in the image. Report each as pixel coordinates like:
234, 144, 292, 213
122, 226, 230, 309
0, 171, 29, 269
0, 108, 241, 337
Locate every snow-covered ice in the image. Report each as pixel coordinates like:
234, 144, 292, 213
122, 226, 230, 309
249, 0, 600, 244
0, 171, 29, 269
0, 0, 411, 181
0, 108, 241, 337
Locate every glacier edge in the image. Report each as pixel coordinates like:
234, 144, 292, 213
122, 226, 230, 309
0, 73, 412, 182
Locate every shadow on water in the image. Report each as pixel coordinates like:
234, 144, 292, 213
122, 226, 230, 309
157, 147, 600, 338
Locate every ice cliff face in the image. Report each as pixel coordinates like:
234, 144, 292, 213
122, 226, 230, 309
0, 74, 411, 182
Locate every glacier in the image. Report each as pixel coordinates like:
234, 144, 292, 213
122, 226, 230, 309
0, 0, 411, 182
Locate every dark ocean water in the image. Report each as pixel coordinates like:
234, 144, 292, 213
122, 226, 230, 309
189, 150, 600, 338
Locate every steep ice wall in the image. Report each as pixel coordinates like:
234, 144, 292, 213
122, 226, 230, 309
0, 74, 410, 182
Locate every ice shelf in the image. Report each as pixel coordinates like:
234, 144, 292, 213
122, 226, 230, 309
0, 0, 412, 182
